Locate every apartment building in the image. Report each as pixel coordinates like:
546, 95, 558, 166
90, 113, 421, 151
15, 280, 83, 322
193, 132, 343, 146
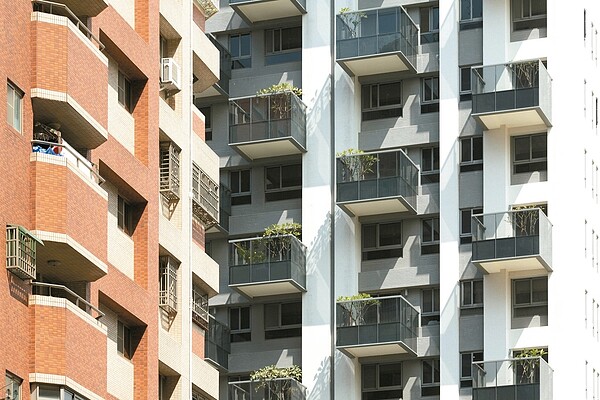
1, 0, 222, 399
201, 0, 600, 399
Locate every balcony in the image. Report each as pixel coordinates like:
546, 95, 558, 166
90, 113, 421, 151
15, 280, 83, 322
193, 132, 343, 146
195, 35, 231, 101
471, 60, 552, 130
473, 357, 553, 400
31, 1, 108, 150
336, 149, 419, 217
30, 136, 108, 283
471, 209, 552, 274
50, 0, 108, 18
205, 316, 231, 371
192, 163, 219, 227
229, 0, 306, 24
229, 379, 307, 400
336, 6, 418, 77
229, 235, 306, 298
336, 295, 419, 358
193, 24, 220, 94
229, 92, 307, 160
207, 184, 232, 235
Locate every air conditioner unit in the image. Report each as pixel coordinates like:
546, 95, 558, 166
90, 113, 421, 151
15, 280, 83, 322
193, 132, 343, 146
160, 58, 181, 92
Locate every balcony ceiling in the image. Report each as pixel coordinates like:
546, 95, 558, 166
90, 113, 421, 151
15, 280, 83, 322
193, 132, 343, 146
474, 108, 550, 130
231, 138, 306, 160
339, 342, 414, 359
475, 255, 551, 274
231, 281, 304, 298
232, 0, 305, 23
56, 0, 109, 17
338, 54, 412, 77
339, 197, 415, 217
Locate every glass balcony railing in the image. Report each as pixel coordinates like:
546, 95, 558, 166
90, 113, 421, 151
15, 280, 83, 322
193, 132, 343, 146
471, 60, 552, 129
229, 92, 307, 159
205, 316, 231, 371
336, 6, 418, 76
229, 235, 306, 297
336, 295, 419, 357
229, 378, 307, 400
471, 209, 552, 273
473, 357, 553, 400
336, 149, 419, 217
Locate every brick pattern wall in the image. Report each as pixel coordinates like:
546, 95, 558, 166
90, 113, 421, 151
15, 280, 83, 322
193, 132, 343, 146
191, 323, 206, 358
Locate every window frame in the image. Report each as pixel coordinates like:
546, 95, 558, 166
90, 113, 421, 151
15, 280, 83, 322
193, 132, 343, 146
421, 358, 441, 396
229, 306, 251, 342
421, 146, 440, 184
421, 217, 440, 255
199, 106, 212, 141
362, 362, 403, 396
230, 33, 252, 69
264, 301, 302, 339
421, 287, 440, 326
512, 277, 548, 319
420, 6, 440, 43
460, 207, 483, 244
117, 320, 132, 360
230, 169, 251, 206
5, 372, 22, 400
117, 195, 134, 236
264, 164, 302, 202
461, 279, 484, 308
460, 0, 483, 29
511, 0, 547, 34
264, 27, 302, 65
159, 255, 178, 314
421, 76, 440, 104
117, 70, 133, 112
460, 136, 483, 172
6, 81, 23, 133
361, 81, 403, 121
362, 222, 403, 261
512, 133, 547, 176
460, 351, 484, 388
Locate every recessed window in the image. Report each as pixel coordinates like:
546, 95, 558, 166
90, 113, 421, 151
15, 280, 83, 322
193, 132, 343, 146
264, 301, 302, 339
117, 320, 132, 359
460, 207, 483, 244
460, 136, 483, 172
460, 351, 483, 388
362, 82, 403, 121
511, 0, 547, 38
362, 363, 403, 400
421, 217, 440, 255
421, 77, 439, 113
230, 33, 251, 69
460, 0, 482, 30
5, 372, 22, 400
512, 277, 548, 327
6, 82, 23, 133
265, 164, 302, 202
421, 288, 440, 325
117, 195, 134, 236
362, 222, 403, 261
199, 106, 212, 141
461, 280, 483, 308
421, 147, 440, 184
420, 7, 439, 43
230, 306, 251, 342
421, 358, 440, 396
512, 133, 547, 181
231, 169, 251, 206
265, 27, 302, 65
118, 70, 132, 112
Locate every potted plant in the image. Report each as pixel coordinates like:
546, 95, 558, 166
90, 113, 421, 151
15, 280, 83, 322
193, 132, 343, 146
250, 365, 303, 400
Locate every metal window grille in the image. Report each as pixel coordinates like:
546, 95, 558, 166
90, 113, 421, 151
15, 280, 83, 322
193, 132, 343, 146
6, 225, 39, 280
159, 142, 181, 201
192, 285, 209, 328
159, 255, 178, 314
192, 162, 219, 226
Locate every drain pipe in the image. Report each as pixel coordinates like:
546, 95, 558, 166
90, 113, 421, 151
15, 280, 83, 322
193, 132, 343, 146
329, 0, 336, 398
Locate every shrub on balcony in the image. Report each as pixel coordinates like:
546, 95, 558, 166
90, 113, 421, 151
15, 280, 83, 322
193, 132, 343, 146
251, 365, 302, 400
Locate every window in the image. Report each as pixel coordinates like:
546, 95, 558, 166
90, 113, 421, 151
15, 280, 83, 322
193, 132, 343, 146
512, 133, 547, 181
511, 0, 547, 33
5, 372, 21, 400
459, 66, 475, 101
420, 7, 439, 43
421, 359, 440, 396
118, 70, 132, 112
231, 169, 251, 205
460, 0, 482, 29
159, 255, 178, 314
159, 142, 181, 201
264, 301, 302, 339
421, 77, 439, 113
460, 351, 483, 388
6, 225, 40, 280
7, 82, 22, 133
362, 82, 403, 121
265, 164, 302, 202
117, 320, 132, 359
230, 306, 251, 342
512, 277, 548, 326
362, 363, 403, 400
460, 207, 483, 244
421, 217, 440, 254
230, 33, 251, 69
421, 147, 440, 184
460, 136, 483, 172
192, 285, 209, 327
117, 195, 134, 236
265, 27, 302, 65
199, 106, 212, 141
461, 280, 483, 308
421, 288, 440, 325
362, 222, 403, 261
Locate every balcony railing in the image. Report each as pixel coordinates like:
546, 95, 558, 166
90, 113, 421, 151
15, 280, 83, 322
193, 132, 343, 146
229, 378, 307, 400
472, 209, 552, 273
32, 282, 104, 319
159, 255, 178, 315
229, 235, 306, 298
159, 142, 181, 202
229, 92, 307, 160
336, 6, 418, 76
472, 357, 553, 400
336, 294, 419, 358
192, 286, 209, 328
6, 225, 42, 280
192, 163, 219, 227
336, 149, 419, 217
205, 316, 231, 371
471, 60, 552, 129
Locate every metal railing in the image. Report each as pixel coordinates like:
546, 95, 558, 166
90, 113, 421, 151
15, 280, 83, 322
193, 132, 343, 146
159, 142, 181, 201
192, 286, 209, 326
336, 294, 419, 354
32, 140, 104, 185
32, 282, 104, 319
6, 225, 40, 280
191, 163, 219, 226
229, 378, 307, 400
32, 0, 105, 51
